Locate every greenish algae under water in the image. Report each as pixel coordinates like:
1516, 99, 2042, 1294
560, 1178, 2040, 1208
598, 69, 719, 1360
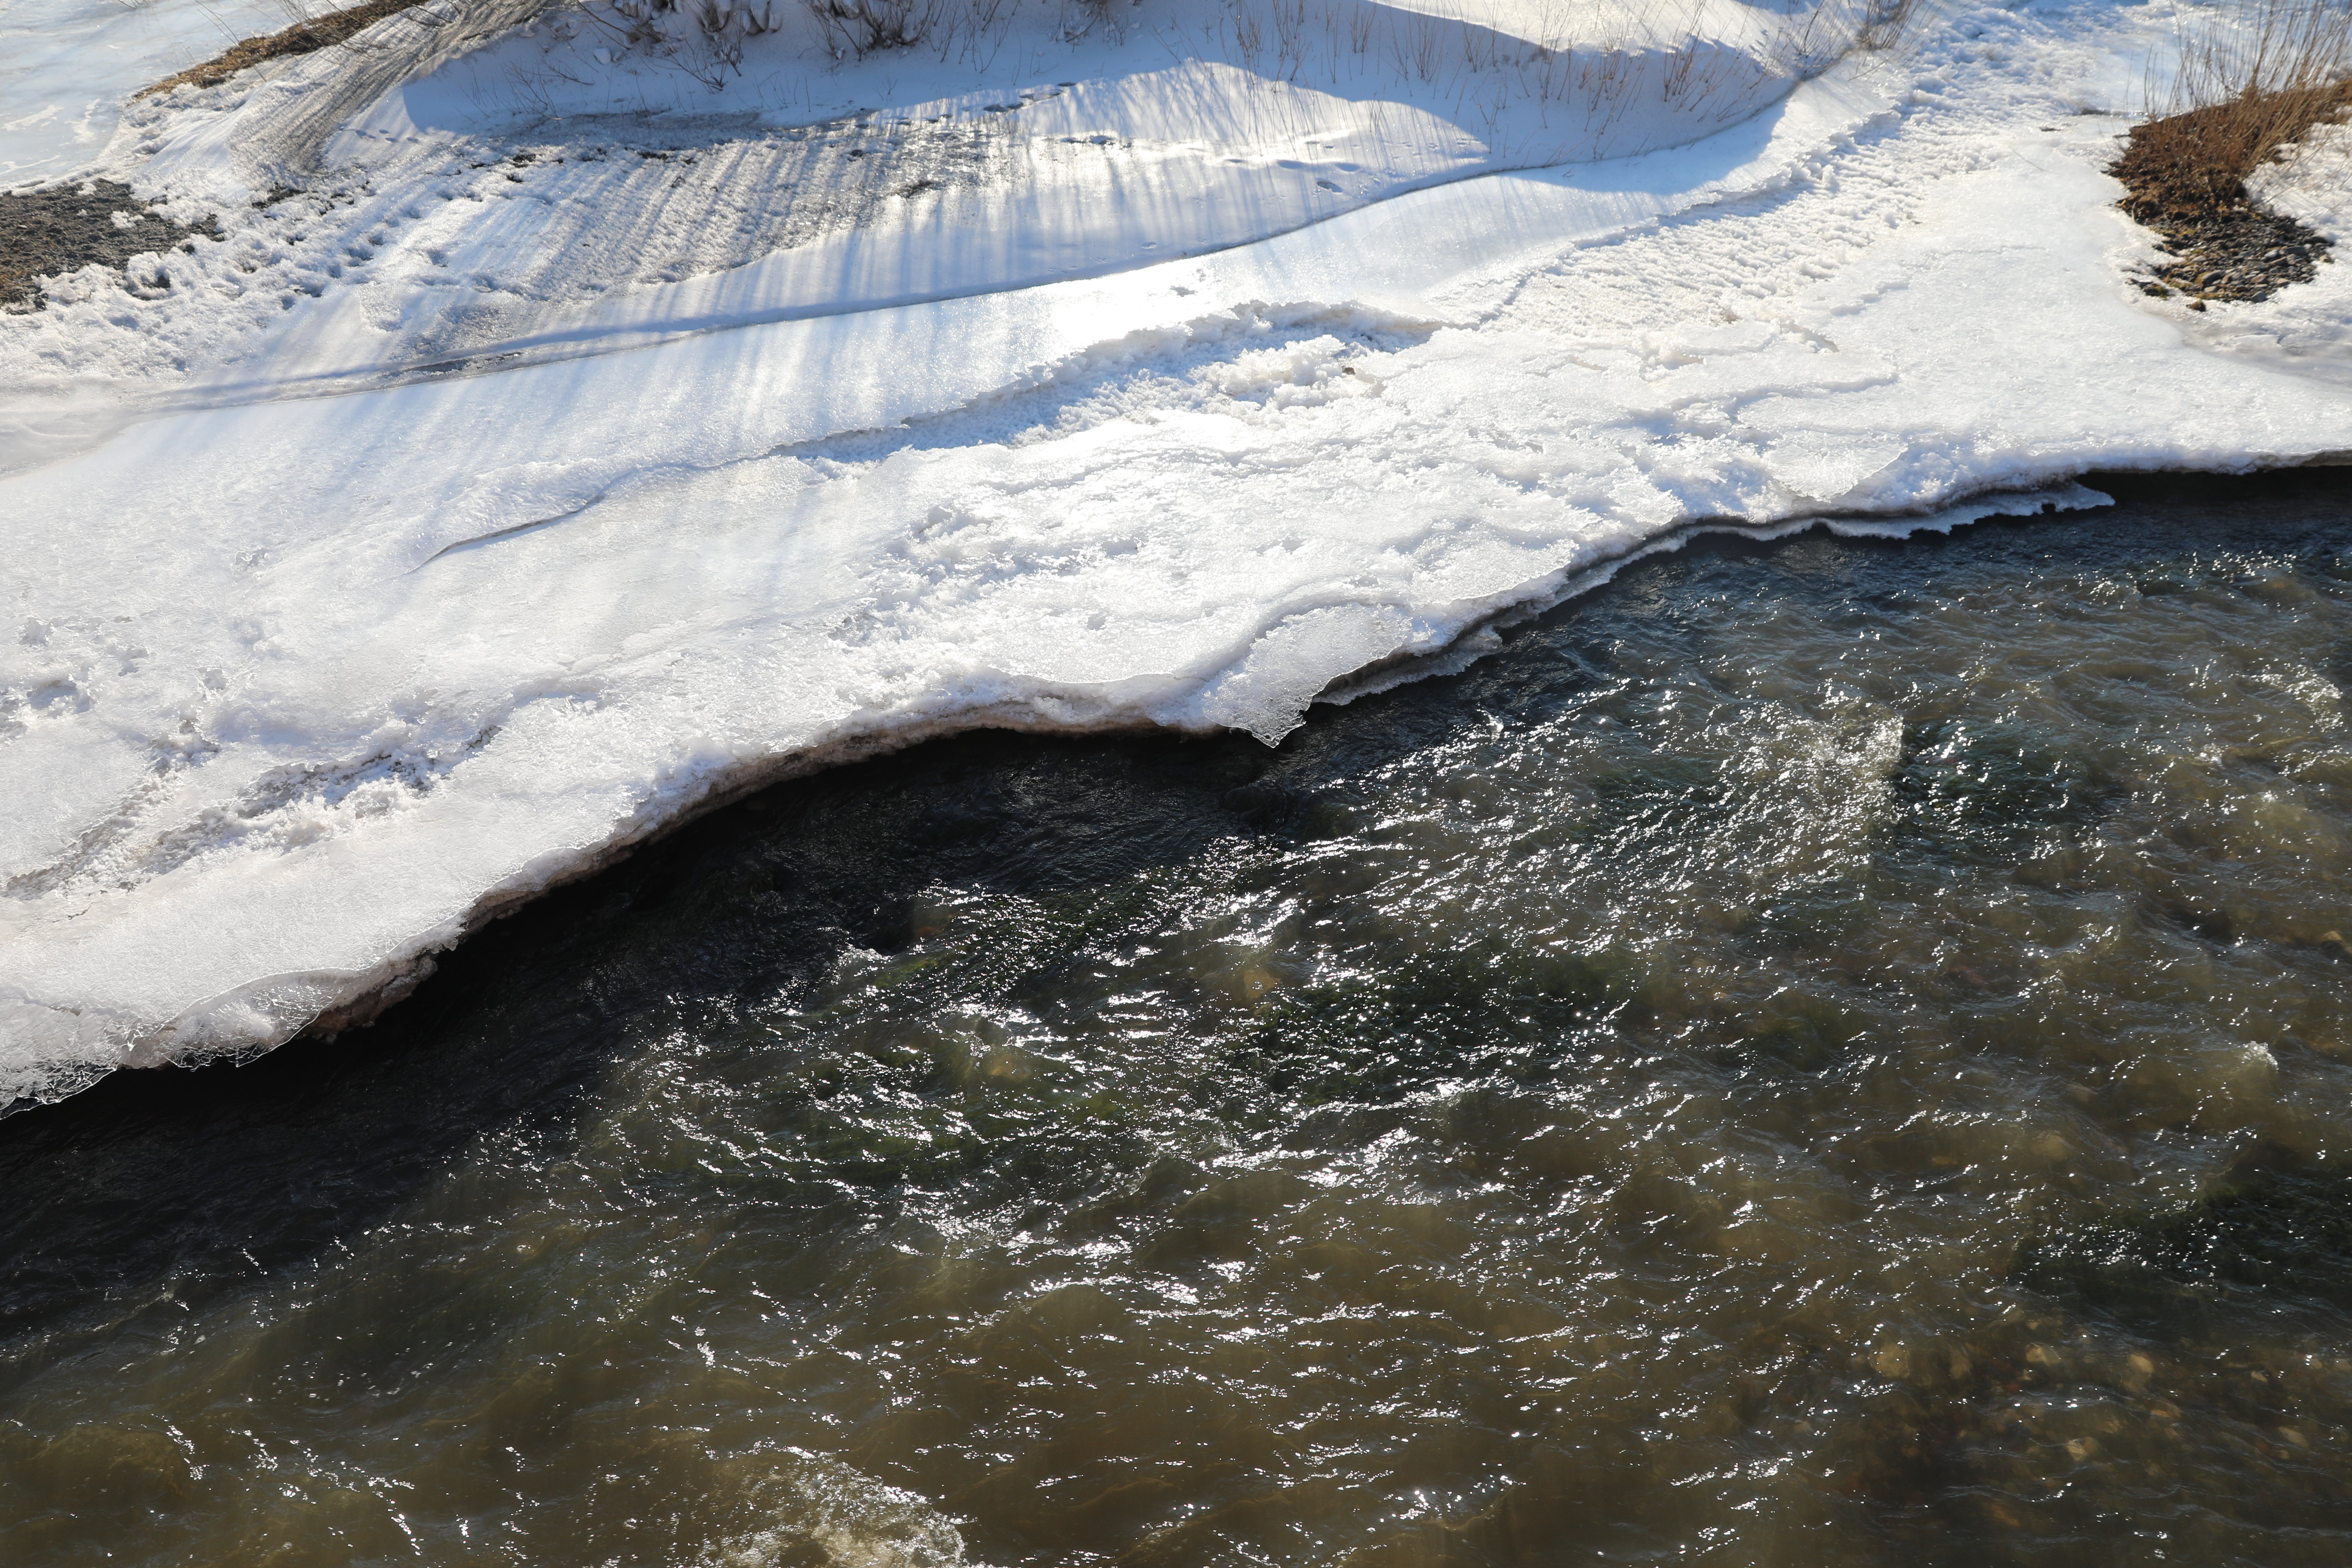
6, 475, 2352, 1567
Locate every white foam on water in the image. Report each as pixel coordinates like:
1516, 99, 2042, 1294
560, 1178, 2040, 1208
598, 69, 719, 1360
4, 0, 2352, 1102
718, 1452, 967, 1568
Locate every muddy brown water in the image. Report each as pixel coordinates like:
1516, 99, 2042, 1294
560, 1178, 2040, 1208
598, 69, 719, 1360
5, 471, 2352, 1566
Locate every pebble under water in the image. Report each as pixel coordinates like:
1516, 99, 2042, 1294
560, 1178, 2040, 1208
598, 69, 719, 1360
6, 474, 2352, 1567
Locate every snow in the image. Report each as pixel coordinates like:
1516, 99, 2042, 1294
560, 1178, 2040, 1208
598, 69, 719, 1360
4, 0, 2352, 1102
0, 0, 307, 188
2240, 118, 2352, 382
0, 0, 1858, 437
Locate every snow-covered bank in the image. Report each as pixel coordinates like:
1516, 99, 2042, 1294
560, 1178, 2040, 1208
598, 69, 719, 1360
5, 0, 2352, 1102
0, 0, 1870, 450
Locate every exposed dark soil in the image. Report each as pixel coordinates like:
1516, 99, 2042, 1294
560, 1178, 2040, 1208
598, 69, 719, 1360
0, 181, 217, 312
2113, 89, 2347, 306
137, 0, 426, 99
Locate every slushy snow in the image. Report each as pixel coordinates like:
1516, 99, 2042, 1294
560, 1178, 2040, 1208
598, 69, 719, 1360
4, 0, 2350, 1103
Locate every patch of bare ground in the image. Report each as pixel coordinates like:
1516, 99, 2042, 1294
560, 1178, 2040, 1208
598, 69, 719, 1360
2115, 88, 2347, 306
136, 0, 427, 99
0, 182, 218, 312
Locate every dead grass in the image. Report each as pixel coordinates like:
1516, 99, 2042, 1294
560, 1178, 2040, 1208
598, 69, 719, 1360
2110, 0, 2352, 304
136, 0, 427, 99
2115, 80, 2352, 219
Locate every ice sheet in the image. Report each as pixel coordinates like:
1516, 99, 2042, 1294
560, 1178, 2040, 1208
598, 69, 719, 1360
4, 1, 2352, 1101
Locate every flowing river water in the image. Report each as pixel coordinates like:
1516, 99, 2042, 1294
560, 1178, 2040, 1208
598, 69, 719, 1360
5, 473, 2352, 1567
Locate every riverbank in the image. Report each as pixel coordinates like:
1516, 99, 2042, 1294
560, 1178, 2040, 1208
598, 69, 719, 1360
7, 468, 2351, 1564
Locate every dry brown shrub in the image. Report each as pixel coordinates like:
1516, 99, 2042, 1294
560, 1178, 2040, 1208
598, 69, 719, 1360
2116, 0, 2352, 217
2117, 81, 2352, 216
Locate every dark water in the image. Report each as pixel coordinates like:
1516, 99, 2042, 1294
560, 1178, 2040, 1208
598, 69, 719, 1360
7, 473, 2352, 1567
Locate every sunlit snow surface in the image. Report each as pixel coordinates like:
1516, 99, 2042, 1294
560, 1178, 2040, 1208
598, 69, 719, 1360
4, 0, 2352, 1101
0, 0, 300, 186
